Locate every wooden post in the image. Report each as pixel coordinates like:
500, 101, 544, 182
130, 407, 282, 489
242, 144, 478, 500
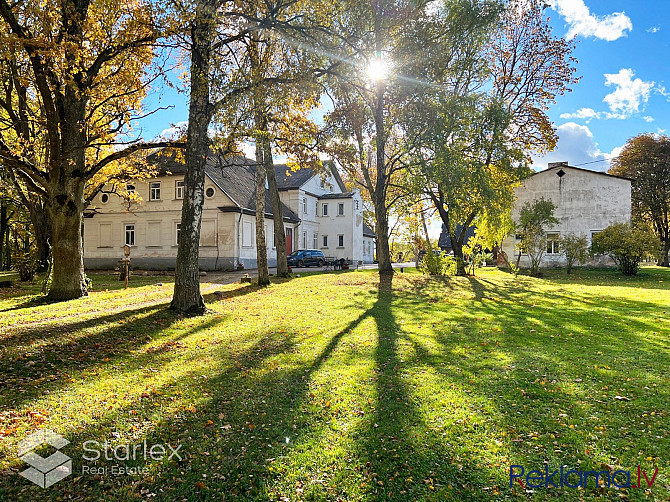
123, 244, 131, 289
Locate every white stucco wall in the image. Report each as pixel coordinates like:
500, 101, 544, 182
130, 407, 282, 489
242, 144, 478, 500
501, 166, 632, 268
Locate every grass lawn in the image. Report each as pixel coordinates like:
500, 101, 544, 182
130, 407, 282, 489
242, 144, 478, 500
0, 267, 669, 501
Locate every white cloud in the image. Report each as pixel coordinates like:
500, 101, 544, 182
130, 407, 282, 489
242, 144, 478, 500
647, 26, 660, 33
643, 116, 655, 123
559, 107, 601, 121
532, 122, 621, 172
603, 68, 654, 117
156, 121, 187, 141
550, 0, 632, 41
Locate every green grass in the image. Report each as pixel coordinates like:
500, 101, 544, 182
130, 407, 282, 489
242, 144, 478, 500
1, 267, 669, 501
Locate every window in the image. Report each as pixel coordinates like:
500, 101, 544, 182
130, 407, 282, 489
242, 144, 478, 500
355, 200, 359, 210
303, 231, 307, 249
175, 223, 181, 245
322, 203, 328, 216
313, 232, 318, 249
125, 224, 135, 246
150, 181, 161, 201
322, 235, 328, 248
99, 223, 112, 247
126, 183, 135, 193
147, 221, 161, 247
200, 219, 216, 246
205, 186, 215, 198
338, 234, 344, 248
100, 193, 109, 204
175, 180, 184, 199
546, 233, 559, 254
338, 203, 344, 216
303, 197, 307, 213
242, 221, 253, 248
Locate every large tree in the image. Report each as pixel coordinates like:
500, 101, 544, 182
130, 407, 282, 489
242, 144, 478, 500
0, 0, 180, 300
408, 0, 578, 275
610, 133, 670, 266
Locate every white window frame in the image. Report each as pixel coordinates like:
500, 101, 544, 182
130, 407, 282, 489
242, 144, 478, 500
337, 234, 344, 248
303, 231, 307, 249
313, 232, 318, 249
546, 232, 560, 254
338, 203, 344, 216
149, 181, 161, 201
175, 222, 181, 245
125, 224, 135, 246
175, 180, 184, 199
303, 197, 307, 213
322, 235, 328, 248
322, 203, 328, 216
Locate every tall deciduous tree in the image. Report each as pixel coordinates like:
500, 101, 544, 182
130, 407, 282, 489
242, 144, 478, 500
609, 133, 670, 266
408, 0, 578, 275
0, 0, 180, 300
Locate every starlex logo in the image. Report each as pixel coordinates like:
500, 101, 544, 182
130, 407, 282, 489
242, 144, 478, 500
18, 429, 72, 488
510, 464, 659, 491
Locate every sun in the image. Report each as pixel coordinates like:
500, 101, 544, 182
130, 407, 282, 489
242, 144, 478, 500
367, 57, 390, 82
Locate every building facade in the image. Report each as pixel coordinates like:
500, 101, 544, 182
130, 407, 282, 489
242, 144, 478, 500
501, 162, 632, 268
83, 152, 375, 270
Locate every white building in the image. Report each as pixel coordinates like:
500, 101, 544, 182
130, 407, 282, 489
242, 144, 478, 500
501, 162, 632, 268
83, 151, 375, 271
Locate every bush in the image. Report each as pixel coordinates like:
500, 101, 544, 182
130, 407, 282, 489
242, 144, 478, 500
13, 252, 38, 282
419, 249, 456, 276
559, 233, 589, 274
591, 223, 659, 276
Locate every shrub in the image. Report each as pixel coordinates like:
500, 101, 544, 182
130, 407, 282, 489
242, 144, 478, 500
559, 233, 589, 274
419, 249, 456, 276
13, 252, 38, 282
515, 198, 558, 277
591, 223, 659, 276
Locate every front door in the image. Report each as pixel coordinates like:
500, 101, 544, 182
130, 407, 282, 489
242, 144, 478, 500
285, 228, 293, 254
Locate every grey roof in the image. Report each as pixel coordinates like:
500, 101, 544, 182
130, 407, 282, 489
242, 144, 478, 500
205, 156, 300, 222
319, 192, 354, 200
438, 224, 475, 250
275, 160, 348, 192
363, 223, 376, 238
532, 163, 633, 182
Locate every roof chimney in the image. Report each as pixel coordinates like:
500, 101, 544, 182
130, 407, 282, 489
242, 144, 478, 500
548, 161, 569, 169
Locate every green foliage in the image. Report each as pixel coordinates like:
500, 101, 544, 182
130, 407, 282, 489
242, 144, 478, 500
591, 223, 660, 276
559, 233, 589, 274
419, 249, 456, 276
12, 251, 37, 282
516, 198, 558, 276
463, 233, 493, 276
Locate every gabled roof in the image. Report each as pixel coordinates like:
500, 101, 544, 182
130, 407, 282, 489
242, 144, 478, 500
205, 156, 300, 223
531, 163, 633, 182
363, 223, 376, 238
274, 160, 348, 192
438, 224, 475, 250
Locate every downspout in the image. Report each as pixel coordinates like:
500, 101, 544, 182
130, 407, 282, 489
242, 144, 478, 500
214, 211, 220, 270
237, 211, 243, 268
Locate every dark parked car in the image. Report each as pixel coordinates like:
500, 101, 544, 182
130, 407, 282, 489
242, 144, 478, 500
286, 249, 326, 267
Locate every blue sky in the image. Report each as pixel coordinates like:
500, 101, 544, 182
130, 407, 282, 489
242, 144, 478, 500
534, 0, 669, 171
138, 0, 670, 173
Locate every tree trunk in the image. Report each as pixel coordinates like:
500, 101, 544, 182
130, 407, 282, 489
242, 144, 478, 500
46, 188, 87, 301
373, 62, 393, 290
171, 0, 215, 315
659, 238, 670, 267
0, 201, 6, 271
29, 203, 51, 270
254, 132, 270, 286
266, 155, 288, 277
451, 234, 467, 276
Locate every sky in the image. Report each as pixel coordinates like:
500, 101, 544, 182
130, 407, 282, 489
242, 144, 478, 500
138, 0, 670, 173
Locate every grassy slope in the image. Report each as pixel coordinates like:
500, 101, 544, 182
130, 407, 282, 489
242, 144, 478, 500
0, 267, 669, 501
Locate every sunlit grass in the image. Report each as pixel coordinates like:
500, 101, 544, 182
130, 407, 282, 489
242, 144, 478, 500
0, 267, 669, 500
